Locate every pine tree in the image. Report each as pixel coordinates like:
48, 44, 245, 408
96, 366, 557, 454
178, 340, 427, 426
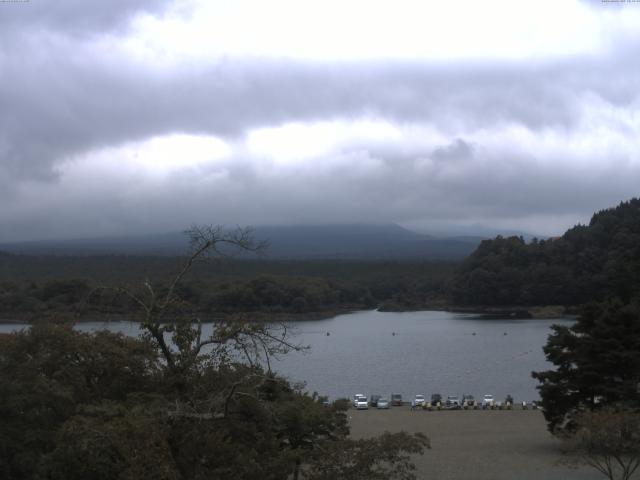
532, 298, 640, 432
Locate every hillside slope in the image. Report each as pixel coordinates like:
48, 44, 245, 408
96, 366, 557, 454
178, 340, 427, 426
452, 198, 640, 306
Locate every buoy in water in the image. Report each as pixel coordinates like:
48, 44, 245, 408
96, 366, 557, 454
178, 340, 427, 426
504, 332, 508, 336
326, 332, 330, 336
472, 332, 476, 336
392, 332, 396, 336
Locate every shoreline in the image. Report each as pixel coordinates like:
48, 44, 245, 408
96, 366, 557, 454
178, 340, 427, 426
378, 303, 578, 319
0, 304, 577, 325
0, 307, 359, 325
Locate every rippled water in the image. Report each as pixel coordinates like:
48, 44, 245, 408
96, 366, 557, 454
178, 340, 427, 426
1, 310, 573, 402
271, 310, 573, 403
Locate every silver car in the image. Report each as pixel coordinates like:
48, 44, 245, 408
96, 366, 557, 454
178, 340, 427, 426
377, 397, 391, 409
354, 395, 369, 410
446, 395, 461, 409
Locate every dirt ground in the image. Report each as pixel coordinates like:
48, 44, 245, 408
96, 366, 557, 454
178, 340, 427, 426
348, 407, 607, 480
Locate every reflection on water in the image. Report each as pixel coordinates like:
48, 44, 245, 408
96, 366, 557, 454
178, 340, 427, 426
0, 310, 572, 402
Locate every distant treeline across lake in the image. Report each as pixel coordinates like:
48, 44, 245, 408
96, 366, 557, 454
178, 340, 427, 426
0, 256, 456, 320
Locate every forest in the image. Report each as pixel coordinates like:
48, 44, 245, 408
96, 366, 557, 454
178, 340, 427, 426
2, 198, 640, 321
452, 198, 640, 307
0, 227, 429, 479
0, 255, 455, 322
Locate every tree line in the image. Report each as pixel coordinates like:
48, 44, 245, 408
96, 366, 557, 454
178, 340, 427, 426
452, 198, 640, 306
0, 259, 455, 321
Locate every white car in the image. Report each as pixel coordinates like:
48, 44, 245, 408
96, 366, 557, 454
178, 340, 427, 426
412, 394, 426, 408
482, 394, 494, 409
446, 395, 461, 409
353, 394, 368, 409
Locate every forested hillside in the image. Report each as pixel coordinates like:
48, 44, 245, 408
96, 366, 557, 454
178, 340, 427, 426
452, 198, 640, 306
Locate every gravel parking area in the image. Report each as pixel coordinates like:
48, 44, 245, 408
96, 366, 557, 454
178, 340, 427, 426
348, 407, 605, 480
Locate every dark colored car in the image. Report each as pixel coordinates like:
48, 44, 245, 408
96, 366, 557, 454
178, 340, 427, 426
431, 393, 442, 405
391, 393, 403, 406
370, 395, 381, 407
461, 394, 476, 409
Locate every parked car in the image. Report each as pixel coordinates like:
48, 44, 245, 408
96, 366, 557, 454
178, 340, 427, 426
504, 395, 514, 409
482, 394, 494, 409
412, 394, 426, 408
391, 393, 403, 406
370, 395, 381, 407
353, 395, 369, 410
446, 395, 461, 409
461, 394, 476, 409
377, 397, 391, 409
353, 394, 366, 408
430, 393, 443, 406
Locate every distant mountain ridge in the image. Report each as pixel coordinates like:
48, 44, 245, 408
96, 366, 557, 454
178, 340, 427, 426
0, 224, 482, 260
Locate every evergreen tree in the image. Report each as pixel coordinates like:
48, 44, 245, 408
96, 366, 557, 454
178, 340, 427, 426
532, 298, 640, 433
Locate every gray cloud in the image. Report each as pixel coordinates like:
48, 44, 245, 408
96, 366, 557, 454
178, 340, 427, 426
3, 50, 639, 180
1, 1, 640, 241
2, 133, 638, 241
0, 0, 171, 35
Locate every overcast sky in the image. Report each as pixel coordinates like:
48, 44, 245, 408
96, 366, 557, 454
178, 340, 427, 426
1, 0, 639, 241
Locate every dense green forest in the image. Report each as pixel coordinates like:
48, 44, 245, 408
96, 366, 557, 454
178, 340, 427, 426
452, 198, 640, 306
0, 227, 430, 480
1, 323, 429, 480
0, 255, 455, 321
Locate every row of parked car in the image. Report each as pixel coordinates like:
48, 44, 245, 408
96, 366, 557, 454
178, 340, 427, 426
352, 393, 539, 410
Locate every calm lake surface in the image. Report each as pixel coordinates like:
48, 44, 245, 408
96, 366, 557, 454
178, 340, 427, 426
1, 310, 573, 402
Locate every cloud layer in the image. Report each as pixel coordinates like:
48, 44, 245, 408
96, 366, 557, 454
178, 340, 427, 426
1, 0, 639, 241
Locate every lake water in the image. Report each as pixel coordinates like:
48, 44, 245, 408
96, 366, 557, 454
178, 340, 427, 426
1, 310, 572, 403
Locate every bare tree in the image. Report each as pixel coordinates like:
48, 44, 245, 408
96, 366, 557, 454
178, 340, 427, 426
565, 407, 640, 480
110, 225, 299, 374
